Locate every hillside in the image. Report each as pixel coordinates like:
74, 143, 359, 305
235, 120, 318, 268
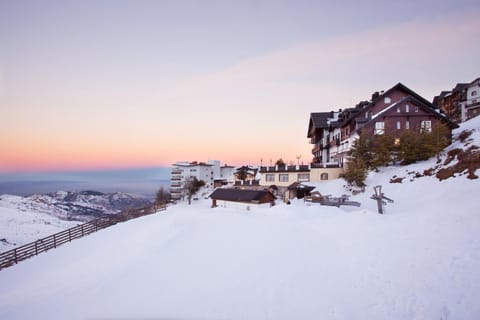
0, 199, 79, 252
0, 118, 479, 319
0, 191, 152, 252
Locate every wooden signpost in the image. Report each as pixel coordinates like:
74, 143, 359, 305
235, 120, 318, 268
370, 185, 394, 214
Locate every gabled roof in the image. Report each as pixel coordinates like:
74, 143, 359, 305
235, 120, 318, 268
307, 112, 337, 137
339, 83, 437, 128
209, 188, 276, 202
373, 83, 434, 108
432, 90, 452, 105
452, 83, 469, 93
362, 95, 458, 130
287, 182, 315, 191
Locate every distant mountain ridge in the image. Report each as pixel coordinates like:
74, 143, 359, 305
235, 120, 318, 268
0, 190, 152, 222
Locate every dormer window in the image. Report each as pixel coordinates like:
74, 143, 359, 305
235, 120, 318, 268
384, 97, 391, 104
406, 104, 410, 112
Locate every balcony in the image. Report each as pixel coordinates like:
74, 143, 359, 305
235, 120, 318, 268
260, 165, 310, 173
310, 162, 342, 169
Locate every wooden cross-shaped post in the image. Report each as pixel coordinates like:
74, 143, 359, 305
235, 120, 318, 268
370, 185, 394, 214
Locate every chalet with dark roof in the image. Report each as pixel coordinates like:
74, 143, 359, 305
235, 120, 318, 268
308, 83, 458, 167
433, 77, 480, 122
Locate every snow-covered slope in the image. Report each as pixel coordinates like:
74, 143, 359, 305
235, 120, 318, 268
0, 196, 80, 252
1, 190, 152, 221
0, 190, 152, 252
1, 190, 151, 221
0, 118, 479, 319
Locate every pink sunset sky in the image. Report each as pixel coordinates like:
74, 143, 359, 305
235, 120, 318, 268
1, 0, 479, 173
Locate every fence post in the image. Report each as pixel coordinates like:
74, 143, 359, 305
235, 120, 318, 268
69, 229, 71, 242
35, 241, 38, 255
14, 248, 18, 264
81, 225, 84, 237
53, 234, 57, 248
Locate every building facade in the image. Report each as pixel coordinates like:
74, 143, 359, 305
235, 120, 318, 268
170, 160, 235, 200
258, 164, 343, 187
309, 83, 458, 168
433, 77, 480, 123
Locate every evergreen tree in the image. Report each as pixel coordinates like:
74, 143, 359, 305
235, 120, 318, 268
235, 167, 248, 181
371, 133, 395, 169
349, 132, 373, 168
420, 122, 450, 160
275, 158, 286, 167
340, 157, 368, 188
397, 129, 420, 165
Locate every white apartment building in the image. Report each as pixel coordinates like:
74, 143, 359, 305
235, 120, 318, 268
170, 160, 235, 200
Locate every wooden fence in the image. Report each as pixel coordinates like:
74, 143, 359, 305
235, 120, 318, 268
0, 205, 166, 271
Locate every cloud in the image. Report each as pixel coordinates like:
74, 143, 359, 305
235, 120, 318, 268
155, 9, 480, 112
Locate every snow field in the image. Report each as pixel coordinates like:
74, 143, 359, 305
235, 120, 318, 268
0, 116, 479, 319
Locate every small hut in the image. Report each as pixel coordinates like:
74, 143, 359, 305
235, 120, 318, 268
286, 182, 315, 201
209, 188, 276, 208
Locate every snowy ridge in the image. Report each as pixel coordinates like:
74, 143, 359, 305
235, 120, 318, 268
0, 191, 152, 251
0, 190, 151, 221
0, 203, 79, 252
0, 118, 479, 319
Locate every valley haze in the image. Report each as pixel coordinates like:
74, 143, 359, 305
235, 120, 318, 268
0, 167, 170, 197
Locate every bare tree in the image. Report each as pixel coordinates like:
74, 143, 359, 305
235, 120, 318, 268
155, 186, 169, 210
183, 177, 204, 205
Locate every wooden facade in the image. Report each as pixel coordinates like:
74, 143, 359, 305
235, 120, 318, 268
308, 83, 458, 165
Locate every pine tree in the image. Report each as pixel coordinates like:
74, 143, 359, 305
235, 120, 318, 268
397, 129, 420, 165
420, 122, 450, 160
340, 157, 368, 188
349, 132, 373, 168
371, 133, 395, 169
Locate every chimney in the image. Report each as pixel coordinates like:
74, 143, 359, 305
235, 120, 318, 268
371, 91, 379, 100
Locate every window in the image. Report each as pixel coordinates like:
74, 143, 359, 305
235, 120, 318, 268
279, 174, 289, 182
406, 120, 410, 129
472, 91, 477, 97
365, 111, 370, 119
405, 104, 410, 112
375, 121, 385, 135
320, 173, 329, 180
396, 107, 401, 113
414, 106, 419, 112
384, 97, 391, 104
297, 173, 310, 182
396, 121, 401, 129
266, 173, 275, 182
421, 120, 432, 133
394, 138, 400, 145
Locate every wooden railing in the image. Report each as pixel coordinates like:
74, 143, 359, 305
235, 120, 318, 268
0, 205, 166, 271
